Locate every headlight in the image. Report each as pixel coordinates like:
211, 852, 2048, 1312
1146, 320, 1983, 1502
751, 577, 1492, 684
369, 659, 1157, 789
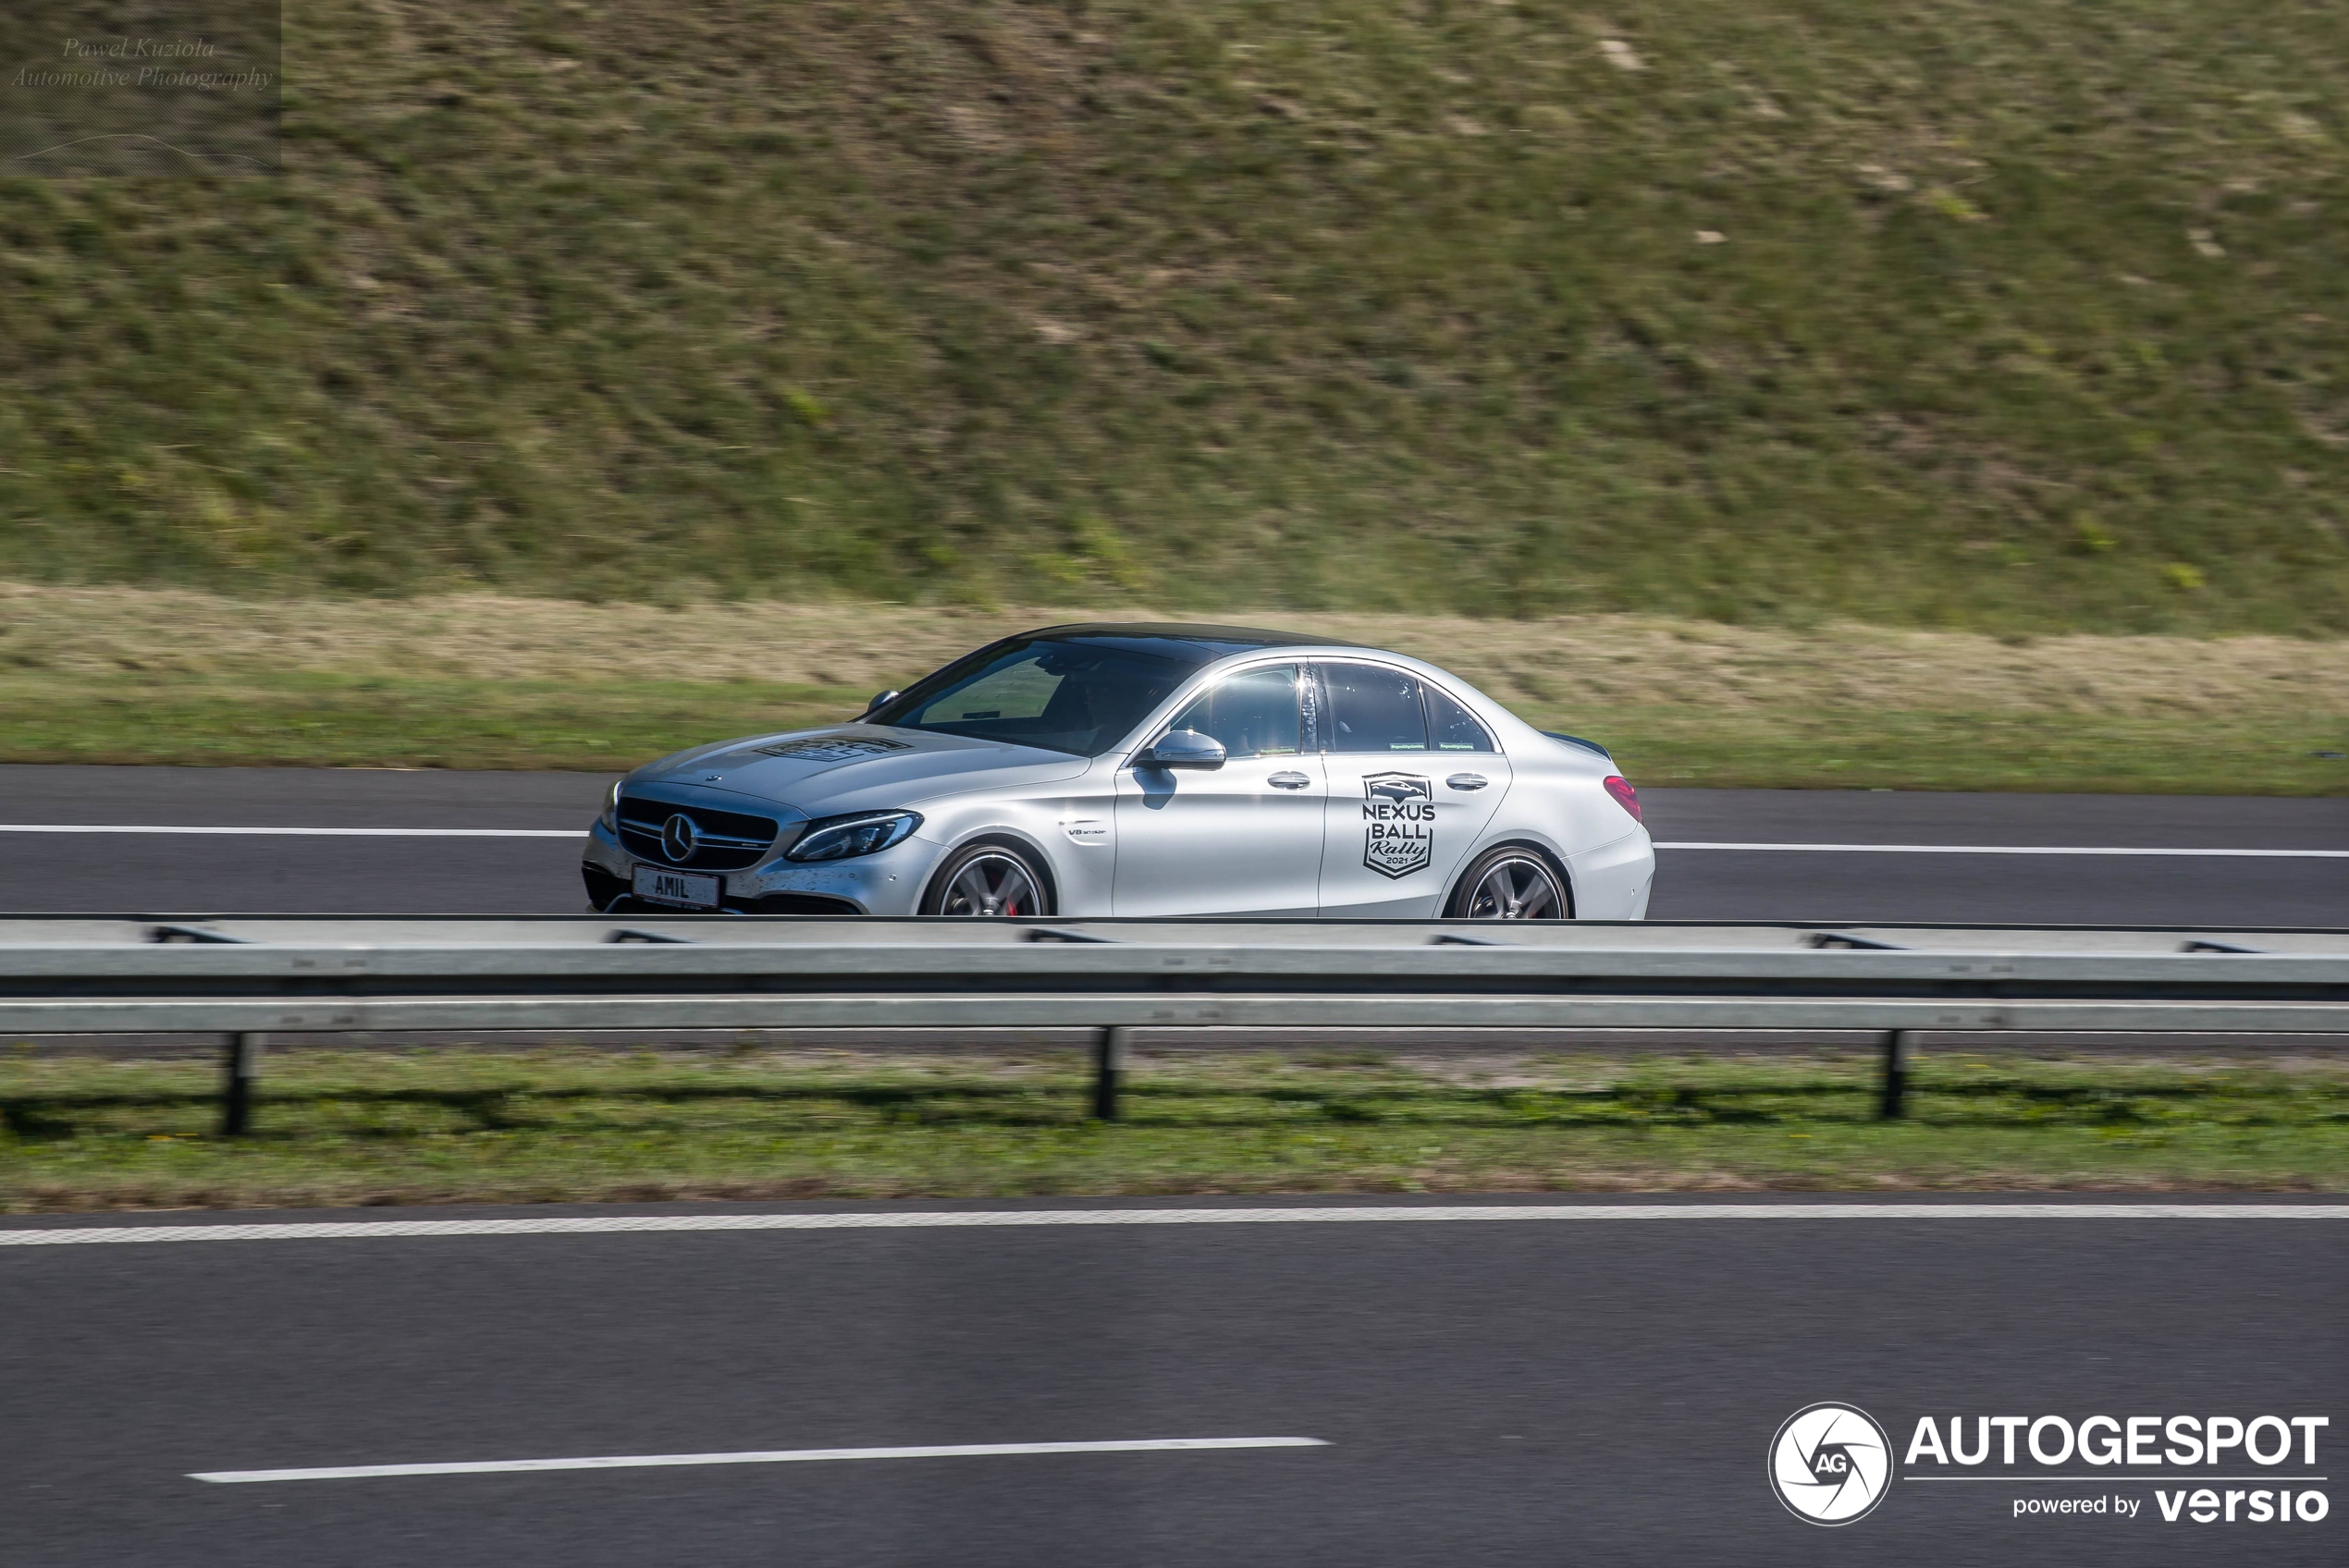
785, 811, 922, 863
598, 780, 621, 832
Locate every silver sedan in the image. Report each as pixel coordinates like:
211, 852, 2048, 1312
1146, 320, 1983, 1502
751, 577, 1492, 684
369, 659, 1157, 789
581, 623, 1654, 920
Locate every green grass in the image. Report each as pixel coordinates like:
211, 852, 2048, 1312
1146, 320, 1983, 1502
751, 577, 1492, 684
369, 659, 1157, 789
6, 669, 2344, 792
0, 671, 866, 770
4, 1049, 2345, 1211
1601, 706, 2349, 794
3, 1, 2346, 630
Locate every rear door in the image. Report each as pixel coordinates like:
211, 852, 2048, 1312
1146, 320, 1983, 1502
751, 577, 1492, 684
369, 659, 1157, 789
1113, 663, 1327, 916
1314, 662, 1510, 916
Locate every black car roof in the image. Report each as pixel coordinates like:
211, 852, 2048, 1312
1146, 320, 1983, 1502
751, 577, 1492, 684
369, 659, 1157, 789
1026, 622, 1359, 665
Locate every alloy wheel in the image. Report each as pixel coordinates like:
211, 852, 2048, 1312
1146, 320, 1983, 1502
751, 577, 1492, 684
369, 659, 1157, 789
940, 852, 1042, 917
1464, 855, 1564, 919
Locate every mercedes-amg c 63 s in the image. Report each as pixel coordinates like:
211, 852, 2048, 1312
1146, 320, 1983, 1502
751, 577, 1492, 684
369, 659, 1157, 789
582, 624, 1654, 921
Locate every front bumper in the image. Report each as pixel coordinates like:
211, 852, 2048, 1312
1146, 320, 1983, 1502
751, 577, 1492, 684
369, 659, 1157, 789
582, 820, 938, 915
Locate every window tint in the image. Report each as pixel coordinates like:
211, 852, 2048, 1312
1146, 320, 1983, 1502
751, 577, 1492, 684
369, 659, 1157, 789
869, 639, 1191, 755
913, 660, 1058, 724
1425, 684, 1496, 753
1322, 663, 1429, 753
1165, 665, 1302, 759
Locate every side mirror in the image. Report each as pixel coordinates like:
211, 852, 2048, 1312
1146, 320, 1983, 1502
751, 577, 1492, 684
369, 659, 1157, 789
863, 690, 900, 716
1138, 729, 1226, 771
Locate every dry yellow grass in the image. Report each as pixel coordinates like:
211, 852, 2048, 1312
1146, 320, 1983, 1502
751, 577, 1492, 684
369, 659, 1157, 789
3, 582, 2343, 724
3, 583, 2342, 787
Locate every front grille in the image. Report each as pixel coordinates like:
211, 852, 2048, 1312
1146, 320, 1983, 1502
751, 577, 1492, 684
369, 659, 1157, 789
616, 795, 781, 871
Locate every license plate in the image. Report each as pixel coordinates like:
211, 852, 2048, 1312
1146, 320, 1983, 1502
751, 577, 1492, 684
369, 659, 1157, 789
633, 865, 722, 909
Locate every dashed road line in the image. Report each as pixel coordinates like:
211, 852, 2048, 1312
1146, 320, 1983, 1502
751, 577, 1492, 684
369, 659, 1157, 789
192, 1436, 1331, 1484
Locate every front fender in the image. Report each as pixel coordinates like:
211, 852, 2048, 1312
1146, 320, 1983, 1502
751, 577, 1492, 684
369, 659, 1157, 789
908, 771, 1119, 916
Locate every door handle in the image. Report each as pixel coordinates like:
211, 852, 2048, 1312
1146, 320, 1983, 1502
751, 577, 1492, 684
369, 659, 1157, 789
1445, 773, 1489, 790
1268, 772, 1312, 789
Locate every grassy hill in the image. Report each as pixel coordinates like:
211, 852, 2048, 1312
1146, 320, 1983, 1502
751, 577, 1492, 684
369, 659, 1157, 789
3, 0, 2345, 631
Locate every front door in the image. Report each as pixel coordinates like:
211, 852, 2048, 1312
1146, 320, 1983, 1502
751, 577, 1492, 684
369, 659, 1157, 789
1113, 663, 1327, 916
1315, 662, 1511, 916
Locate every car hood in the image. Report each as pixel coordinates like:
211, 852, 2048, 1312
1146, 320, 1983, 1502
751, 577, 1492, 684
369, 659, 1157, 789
626, 724, 1092, 817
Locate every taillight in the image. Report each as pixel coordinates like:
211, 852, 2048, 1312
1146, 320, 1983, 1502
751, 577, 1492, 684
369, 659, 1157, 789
1603, 775, 1642, 823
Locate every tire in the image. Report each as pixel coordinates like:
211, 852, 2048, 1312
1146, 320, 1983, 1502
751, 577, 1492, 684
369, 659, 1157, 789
1445, 845, 1572, 920
921, 840, 1054, 918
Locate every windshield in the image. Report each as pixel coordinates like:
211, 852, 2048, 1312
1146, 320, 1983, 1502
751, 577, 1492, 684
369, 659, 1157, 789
867, 639, 1195, 756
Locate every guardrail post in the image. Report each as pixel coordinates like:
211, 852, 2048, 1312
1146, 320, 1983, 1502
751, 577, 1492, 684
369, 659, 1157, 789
1880, 1030, 1912, 1121
222, 1032, 259, 1137
1092, 1026, 1130, 1122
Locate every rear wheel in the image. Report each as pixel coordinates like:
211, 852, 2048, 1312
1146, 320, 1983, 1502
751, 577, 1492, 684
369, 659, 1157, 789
922, 841, 1053, 918
1445, 846, 1570, 920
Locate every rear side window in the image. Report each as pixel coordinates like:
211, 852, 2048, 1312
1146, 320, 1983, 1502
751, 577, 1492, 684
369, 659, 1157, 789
1425, 684, 1496, 752
1322, 663, 1429, 753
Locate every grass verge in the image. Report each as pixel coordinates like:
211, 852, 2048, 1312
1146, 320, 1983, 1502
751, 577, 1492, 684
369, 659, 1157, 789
4, 588, 2345, 790
7, 671, 2345, 793
4, 1049, 2344, 1212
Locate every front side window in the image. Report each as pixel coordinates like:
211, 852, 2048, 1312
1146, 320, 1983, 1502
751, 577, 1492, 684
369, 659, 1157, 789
1321, 663, 1429, 753
868, 639, 1194, 756
1163, 665, 1303, 759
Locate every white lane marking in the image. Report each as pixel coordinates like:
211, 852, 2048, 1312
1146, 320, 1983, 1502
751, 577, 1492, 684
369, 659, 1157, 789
6, 1205, 2345, 1247
1655, 841, 2349, 858
192, 1436, 1329, 1485
0, 825, 585, 838
5, 827, 2336, 856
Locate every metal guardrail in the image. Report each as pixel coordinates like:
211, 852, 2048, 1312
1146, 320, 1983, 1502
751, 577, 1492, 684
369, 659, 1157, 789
2, 916, 2345, 1133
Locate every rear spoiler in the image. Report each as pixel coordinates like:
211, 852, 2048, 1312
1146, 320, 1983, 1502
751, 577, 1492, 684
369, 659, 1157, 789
1543, 730, 1613, 759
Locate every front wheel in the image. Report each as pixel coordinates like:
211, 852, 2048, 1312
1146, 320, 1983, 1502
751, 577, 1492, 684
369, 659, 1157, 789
1445, 846, 1571, 920
922, 841, 1053, 918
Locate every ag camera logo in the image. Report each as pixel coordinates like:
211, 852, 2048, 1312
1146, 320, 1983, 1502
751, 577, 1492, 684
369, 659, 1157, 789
1770, 1403, 1894, 1525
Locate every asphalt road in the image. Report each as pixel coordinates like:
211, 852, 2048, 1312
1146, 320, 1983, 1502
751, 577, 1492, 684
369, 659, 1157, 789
3, 1200, 2341, 1567
0, 765, 2343, 924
